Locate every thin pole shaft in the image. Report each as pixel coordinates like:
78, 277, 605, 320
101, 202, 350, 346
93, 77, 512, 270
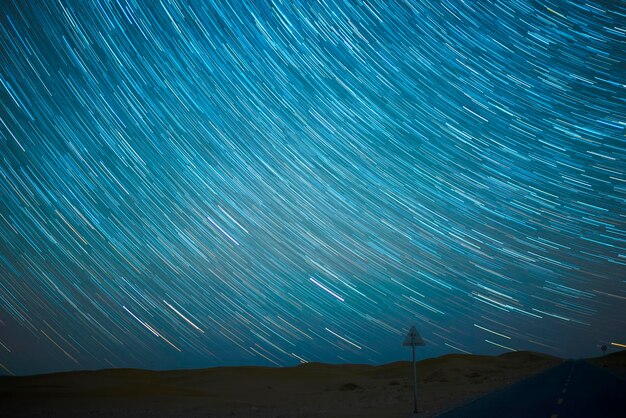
412, 344, 417, 413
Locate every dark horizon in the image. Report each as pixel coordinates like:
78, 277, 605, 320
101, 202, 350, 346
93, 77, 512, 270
0, 347, 589, 378
1, 0, 624, 377
2, 329, 623, 377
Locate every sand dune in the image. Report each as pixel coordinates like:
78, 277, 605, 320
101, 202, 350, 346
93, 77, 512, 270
0, 351, 560, 417
586, 349, 626, 379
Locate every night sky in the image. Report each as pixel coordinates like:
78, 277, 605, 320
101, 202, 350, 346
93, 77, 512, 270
1, 0, 625, 376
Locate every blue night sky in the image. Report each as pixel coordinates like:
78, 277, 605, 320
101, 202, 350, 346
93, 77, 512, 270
0, 1, 624, 376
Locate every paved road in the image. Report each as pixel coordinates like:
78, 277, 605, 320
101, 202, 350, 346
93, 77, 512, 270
436, 360, 626, 418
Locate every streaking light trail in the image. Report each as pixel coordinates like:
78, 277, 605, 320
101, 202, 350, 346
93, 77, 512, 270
0, 0, 624, 375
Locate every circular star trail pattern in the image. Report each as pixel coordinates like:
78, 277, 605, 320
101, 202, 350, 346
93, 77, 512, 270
1, 1, 625, 375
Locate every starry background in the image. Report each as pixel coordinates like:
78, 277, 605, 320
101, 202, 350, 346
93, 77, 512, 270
1, 0, 625, 376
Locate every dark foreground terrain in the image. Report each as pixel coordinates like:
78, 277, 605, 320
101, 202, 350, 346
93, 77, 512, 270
437, 357, 626, 418
1, 350, 606, 418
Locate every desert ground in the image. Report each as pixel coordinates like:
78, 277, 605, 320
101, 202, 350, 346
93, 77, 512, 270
0, 351, 576, 417
586, 349, 626, 380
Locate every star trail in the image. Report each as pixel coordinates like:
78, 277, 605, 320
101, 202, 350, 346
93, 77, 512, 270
1, 0, 625, 376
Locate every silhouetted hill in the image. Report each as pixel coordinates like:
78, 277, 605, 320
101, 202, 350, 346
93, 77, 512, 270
0, 351, 561, 417
586, 349, 626, 379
